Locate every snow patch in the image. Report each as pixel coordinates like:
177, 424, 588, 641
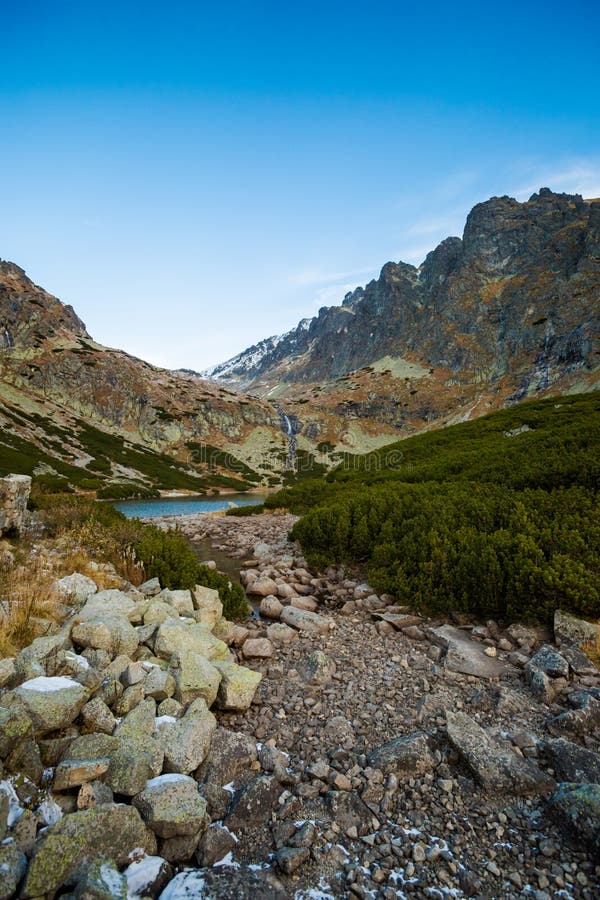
158, 870, 206, 899
213, 851, 239, 868
19, 676, 82, 693
125, 855, 166, 898
144, 774, 191, 789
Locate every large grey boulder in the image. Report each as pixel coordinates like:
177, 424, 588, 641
543, 738, 600, 783
157, 698, 217, 774
53, 572, 98, 607
367, 732, 435, 777
192, 585, 223, 629
15, 676, 88, 734
154, 622, 229, 662
548, 783, 600, 858
0, 842, 27, 900
428, 624, 510, 678
214, 662, 262, 711
72, 614, 139, 659
73, 858, 127, 899
225, 775, 282, 831
246, 576, 279, 597
280, 606, 333, 634
133, 774, 209, 839
158, 867, 288, 899
446, 710, 555, 795
22, 804, 156, 897
197, 726, 258, 786
16, 633, 70, 679
168, 650, 221, 706
554, 609, 600, 647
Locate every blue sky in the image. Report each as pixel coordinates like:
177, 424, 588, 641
1, 0, 599, 369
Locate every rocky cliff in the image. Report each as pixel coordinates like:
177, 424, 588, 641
0, 263, 290, 492
205, 189, 600, 418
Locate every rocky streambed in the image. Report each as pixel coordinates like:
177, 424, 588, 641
1, 511, 599, 899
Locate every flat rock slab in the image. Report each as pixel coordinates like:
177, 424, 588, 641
429, 625, 511, 678
446, 710, 555, 796
372, 613, 422, 630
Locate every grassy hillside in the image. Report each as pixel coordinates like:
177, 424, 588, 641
268, 392, 600, 624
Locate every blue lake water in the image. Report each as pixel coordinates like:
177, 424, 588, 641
112, 492, 266, 518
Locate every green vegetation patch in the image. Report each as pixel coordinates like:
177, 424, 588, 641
274, 392, 600, 625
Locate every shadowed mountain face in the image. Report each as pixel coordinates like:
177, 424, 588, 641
204, 189, 600, 404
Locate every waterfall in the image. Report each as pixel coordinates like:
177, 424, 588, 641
278, 409, 298, 471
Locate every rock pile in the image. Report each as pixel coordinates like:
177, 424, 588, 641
2, 510, 600, 898
0, 473, 31, 536
0, 571, 284, 898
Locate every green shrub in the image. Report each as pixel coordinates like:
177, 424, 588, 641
133, 525, 249, 619
284, 392, 600, 625
225, 503, 265, 517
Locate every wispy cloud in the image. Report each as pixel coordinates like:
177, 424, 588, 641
511, 158, 600, 201
289, 265, 376, 289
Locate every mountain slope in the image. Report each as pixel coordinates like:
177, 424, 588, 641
0, 261, 292, 494
205, 189, 600, 409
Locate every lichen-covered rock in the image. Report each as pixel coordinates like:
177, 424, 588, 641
280, 606, 333, 634
214, 662, 262, 711
246, 576, 279, 597
157, 698, 216, 774
548, 782, 600, 858
14, 676, 88, 734
22, 804, 156, 897
158, 867, 288, 899
197, 726, 258, 786
123, 855, 173, 899
195, 823, 238, 866
367, 732, 435, 777
266, 622, 298, 645
543, 738, 600, 784
0, 704, 33, 758
154, 622, 229, 662
297, 649, 336, 685
191, 585, 223, 629
73, 857, 127, 899
15, 633, 70, 679
72, 615, 139, 659
259, 595, 283, 619
224, 775, 282, 831
133, 774, 209, 839
0, 842, 27, 900
144, 601, 180, 626
446, 710, 555, 795
240, 638, 275, 659
159, 589, 195, 616
554, 609, 600, 647
168, 651, 221, 707
53, 572, 98, 607
144, 666, 176, 701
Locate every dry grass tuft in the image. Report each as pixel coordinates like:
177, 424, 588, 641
582, 631, 600, 668
0, 557, 65, 658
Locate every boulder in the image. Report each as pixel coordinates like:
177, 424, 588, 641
53, 573, 98, 607
225, 775, 282, 831
0, 705, 33, 758
548, 783, 600, 857
554, 609, 600, 647
160, 589, 195, 616
15, 633, 69, 679
428, 625, 510, 678
197, 727, 258, 786
144, 601, 179, 626
246, 577, 279, 597
73, 858, 127, 899
80, 589, 136, 618
53, 758, 110, 791
133, 774, 209, 839
15, 676, 88, 734
139, 578, 162, 596
72, 615, 139, 659
123, 855, 173, 899
241, 638, 275, 659
297, 650, 336, 685
154, 623, 229, 662
526, 645, 569, 679
290, 596, 318, 612
191, 585, 223, 629
446, 711, 555, 795
22, 804, 156, 897
144, 667, 176, 701
0, 843, 27, 900
168, 650, 221, 706
214, 662, 262, 711
158, 867, 287, 899
157, 699, 217, 774
266, 623, 298, 645
280, 606, 333, 634
259, 595, 283, 619
543, 738, 600, 783
367, 732, 435, 777
196, 823, 238, 866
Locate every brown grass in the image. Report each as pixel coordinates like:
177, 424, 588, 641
582, 632, 600, 668
0, 558, 65, 658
